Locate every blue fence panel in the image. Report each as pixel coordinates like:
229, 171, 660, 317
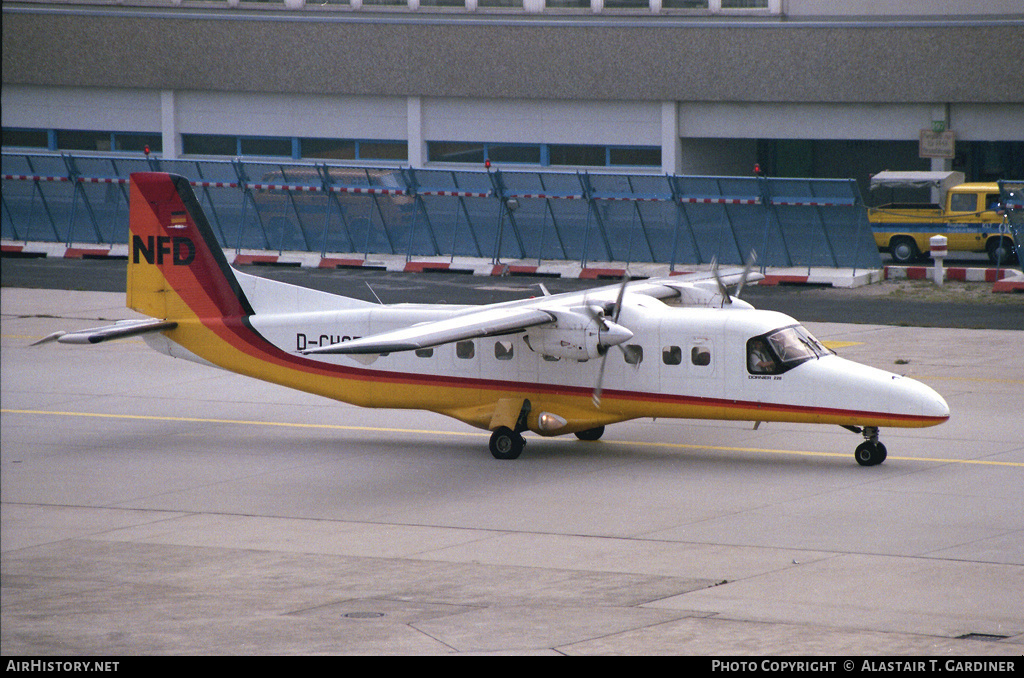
673, 176, 761, 265
2, 154, 75, 243
2, 152, 883, 271
181, 160, 245, 250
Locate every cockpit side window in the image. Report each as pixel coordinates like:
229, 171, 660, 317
748, 325, 831, 375
747, 337, 778, 374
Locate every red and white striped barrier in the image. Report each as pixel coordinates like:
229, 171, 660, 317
579, 267, 628, 279
420, 189, 493, 199
772, 199, 852, 207
327, 185, 406, 196
249, 183, 322, 193
680, 197, 761, 205
2, 174, 70, 183
593, 195, 670, 202
233, 254, 281, 265
491, 264, 539, 276
191, 180, 239, 189
884, 265, 1016, 283
319, 258, 370, 269
992, 273, 1024, 293
507, 192, 583, 200
77, 177, 128, 185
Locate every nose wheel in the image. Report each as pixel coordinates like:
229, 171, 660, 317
855, 440, 887, 466
851, 426, 887, 466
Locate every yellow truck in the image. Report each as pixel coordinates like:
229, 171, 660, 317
868, 171, 1017, 265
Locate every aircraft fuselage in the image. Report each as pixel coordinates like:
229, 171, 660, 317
144, 296, 948, 437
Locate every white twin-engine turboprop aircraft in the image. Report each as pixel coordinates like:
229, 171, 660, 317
38, 173, 949, 464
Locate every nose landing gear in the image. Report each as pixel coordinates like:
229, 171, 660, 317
846, 425, 887, 466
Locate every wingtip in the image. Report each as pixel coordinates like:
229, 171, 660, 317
31, 331, 65, 346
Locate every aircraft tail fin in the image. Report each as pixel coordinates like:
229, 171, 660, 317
127, 172, 253, 322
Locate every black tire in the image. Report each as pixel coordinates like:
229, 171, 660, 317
489, 426, 524, 460
855, 441, 887, 466
889, 237, 919, 264
574, 426, 605, 441
987, 237, 1017, 265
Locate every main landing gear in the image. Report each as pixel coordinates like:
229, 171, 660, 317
845, 425, 888, 466
489, 424, 606, 460
574, 425, 605, 441
489, 426, 526, 460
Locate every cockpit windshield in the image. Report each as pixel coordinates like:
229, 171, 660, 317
747, 325, 831, 375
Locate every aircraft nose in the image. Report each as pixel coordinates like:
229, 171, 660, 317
925, 388, 950, 421
898, 375, 950, 423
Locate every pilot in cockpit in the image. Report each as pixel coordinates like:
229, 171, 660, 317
747, 338, 776, 374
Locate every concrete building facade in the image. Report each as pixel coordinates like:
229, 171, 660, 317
4, 1, 1024, 193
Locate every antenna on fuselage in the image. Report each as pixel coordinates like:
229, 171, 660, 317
365, 282, 384, 305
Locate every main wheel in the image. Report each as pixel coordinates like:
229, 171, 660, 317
987, 237, 1017, 265
489, 426, 525, 460
855, 440, 887, 466
889, 237, 919, 264
574, 426, 605, 441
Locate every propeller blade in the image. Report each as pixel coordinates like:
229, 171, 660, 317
710, 256, 731, 306
611, 273, 630, 323
734, 250, 758, 299
583, 304, 608, 330
593, 274, 632, 408
592, 352, 609, 408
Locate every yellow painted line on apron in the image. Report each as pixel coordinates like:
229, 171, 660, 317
1, 408, 482, 439
821, 340, 863, 349
4, 408, 1022, 468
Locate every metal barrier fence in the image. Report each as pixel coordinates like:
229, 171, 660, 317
998, 180, 1024, 269
2, 152, 880, 271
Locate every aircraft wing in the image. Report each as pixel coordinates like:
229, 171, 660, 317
300, 306, 554, 355
32, 319, 178, 345
627, 269, 765, 302
302, 266, 762, 357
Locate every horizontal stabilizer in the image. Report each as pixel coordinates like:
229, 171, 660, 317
33, 319, 178, 346
301, 306, 553, 355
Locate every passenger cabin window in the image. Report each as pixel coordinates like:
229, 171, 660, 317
456, 340, 475, 359
691, 346, 711, 367
415, 348, 433, 358
949, 193, 979, 213
494, 341, 514, 360
623, 345, 643, 365
662, 346, 682, 366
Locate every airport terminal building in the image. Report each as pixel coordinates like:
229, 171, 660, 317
3, 0, 1024, 191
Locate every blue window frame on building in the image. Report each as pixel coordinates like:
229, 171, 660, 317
428, 141, 660, 168
181, 133, 407, 161
2, 128, 162, 154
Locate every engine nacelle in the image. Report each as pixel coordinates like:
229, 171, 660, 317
522, 310, 632, 361
523, 326, 602, 361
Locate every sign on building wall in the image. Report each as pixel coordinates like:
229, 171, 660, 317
919, 129, 956, 159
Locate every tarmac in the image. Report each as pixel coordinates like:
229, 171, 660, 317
1, 265, 1023, 656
